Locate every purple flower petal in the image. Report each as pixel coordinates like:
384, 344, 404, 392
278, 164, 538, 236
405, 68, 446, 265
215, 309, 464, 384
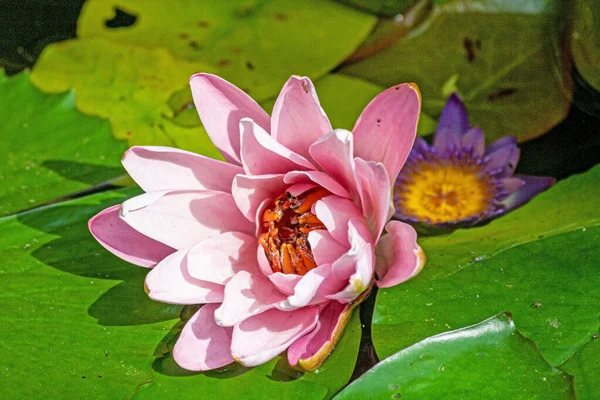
484, 143, 520, 177
433, 93, 470, 153
412, 136, 430, 154
462, 127, 485, 156
485, 136, 517, 156
502, 175, 555, 211
502, 177, 525, 195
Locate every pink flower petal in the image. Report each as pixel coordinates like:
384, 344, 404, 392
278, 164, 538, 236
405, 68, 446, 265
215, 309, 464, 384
328, 243, 374, 303
257, 240, 273, 276
232, 173, 287, 221
330, 218, 372, 281
190, 73, 270, 165
186, 232, 258, 285
145, 249, 224, 305
284, 170, 350, 199
231, 307, 319, 367
214, 271, 287, 327
254, 196, 274, 239
286, 183, 318, 197
353, 158, 390, 242
122, 146, 242, 193
352, 83, 421, 185
240, 118, 315, 175
173, 304, 234, 371
309, 129, 357, 197
277, 264, 345, 310
88, 205, 175, 268
120, 190, 254, 250
308, 230, 348, 266
314, 195, 365, 247
288, 301, 349, 371
271, 76, 332, 160
268, 273, 303, 295
375, 220, 425, 288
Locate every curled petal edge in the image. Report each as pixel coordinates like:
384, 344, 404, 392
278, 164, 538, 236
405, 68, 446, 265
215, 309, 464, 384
290, 285, 371, 372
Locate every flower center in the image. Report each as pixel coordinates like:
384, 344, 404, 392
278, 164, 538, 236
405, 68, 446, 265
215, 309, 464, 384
394, 157, 497, 224
258, 187, 329, 275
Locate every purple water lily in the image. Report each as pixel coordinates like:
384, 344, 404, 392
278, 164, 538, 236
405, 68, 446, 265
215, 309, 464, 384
393, 93, 555, 230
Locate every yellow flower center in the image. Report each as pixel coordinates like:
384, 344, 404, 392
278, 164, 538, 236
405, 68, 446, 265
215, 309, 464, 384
395, 159, 496, 224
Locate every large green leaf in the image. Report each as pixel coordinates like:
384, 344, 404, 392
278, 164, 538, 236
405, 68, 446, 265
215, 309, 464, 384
30, 38, 222, 156
572, 0, 600, 92
335, 314, 575, 399
0, 188, 361, 399
372, 165, 600, 370
560, 333, 600, 400
335, 0, 420, 17
341, 0, 571, 142
0, 71, 126, 217
77, 0, 376, 102
134, 310, 361, 400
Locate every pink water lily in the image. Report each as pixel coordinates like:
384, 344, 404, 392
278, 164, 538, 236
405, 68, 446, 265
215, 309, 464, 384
89, 74, 426, 371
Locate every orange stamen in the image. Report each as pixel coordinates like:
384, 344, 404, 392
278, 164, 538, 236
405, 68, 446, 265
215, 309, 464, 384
258, 187, 328, 276
293, 188, 329, 213
281, 244, 295, 274
288, 245, 307, 275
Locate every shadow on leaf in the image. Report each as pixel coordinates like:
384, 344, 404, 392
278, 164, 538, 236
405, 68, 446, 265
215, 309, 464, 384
41, 159, 124, 185
17, 192, 181, 326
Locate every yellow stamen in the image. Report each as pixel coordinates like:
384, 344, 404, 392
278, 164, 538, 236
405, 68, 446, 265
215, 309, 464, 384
395, 160, 495, 224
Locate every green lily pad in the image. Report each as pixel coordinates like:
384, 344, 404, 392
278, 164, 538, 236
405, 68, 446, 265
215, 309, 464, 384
572, 0, 600, 91
334, 314, 575, 400
0, 71, 126, 217
341, 0, 571, 142
0, 188, 360, 399
77, 0, 376, 102
30, 38, 222, 157
372, 165, 600, 368
335, 0, 420, 17
135, 310, 361, 400
560, 334, 600, 400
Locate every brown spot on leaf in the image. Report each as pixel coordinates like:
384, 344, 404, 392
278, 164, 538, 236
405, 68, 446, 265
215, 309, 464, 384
232, 47, 242, 54
274, 13, 288, 21
246, 61, 254, 70
189, 40, 201, 50
179, 33, 190, 39
197, 20, 210, 28
218, 59, 232, 67
463, 37, 477, 62
532, 301, 542, 308
488, 88, 517, 101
